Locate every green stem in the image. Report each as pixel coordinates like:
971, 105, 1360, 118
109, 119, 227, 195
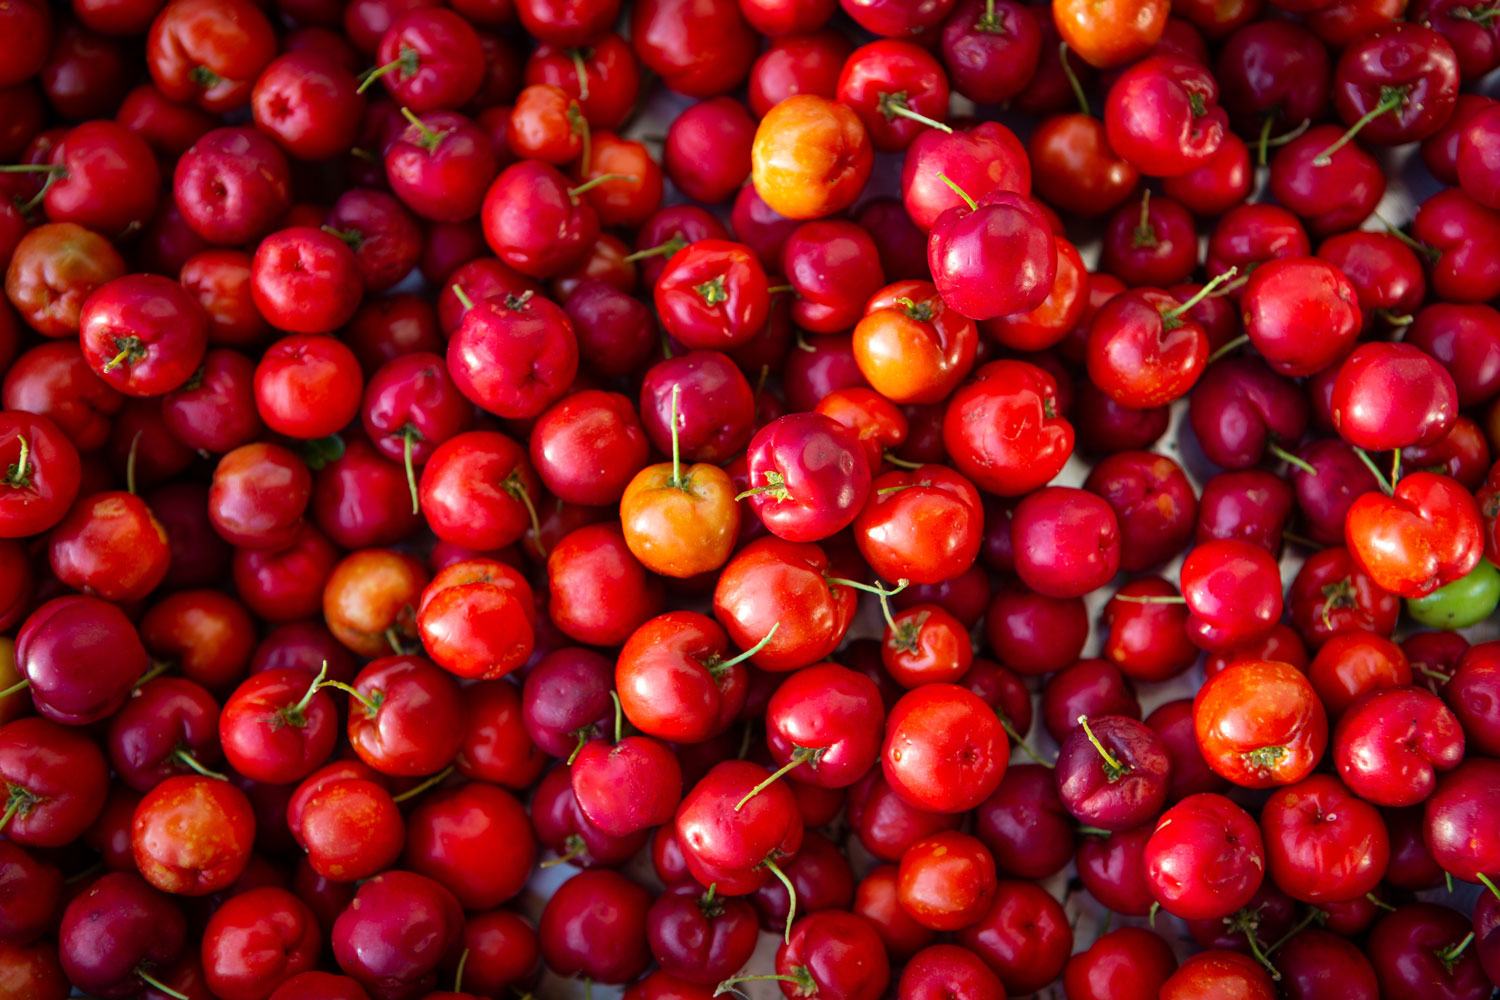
1268, 443, 1318, 476
321, 679, 381, 716
136, 968, 190, 1000
392, 765, 455, 803
402, 426, 421, 514
1077, 715, 1126, 779
761, 856, 798, 945
125, 430, 142, 496
1259, 114, 1275, 167
1161, 268, 1238, 322
1000, 717, 1053, 767
173, 749, 229, 782
454, 949, 470, 993
767, 284, 795, 294
825, 576, 909, 632
0, 678, 29, 700
450, 284, 476, 311
623, 237, 686, 262
1478, 873, 1500, 903
717, 623, 780, 671
1391, 448, 1402, 487
1059, 42, 1089, 117
541, 836, 586, 868
935, 172, 977, 212
0, 164, 66, 174
668, 383, 683, 487
884, 452, 923, 469
715, 974, 802, 999
134, 660, 171, 688
1352, 447, 1394, 496
1313, 89, 1406, 166
729, 749, 822, 815
1206, 334, 1249, 365
0, 796, 21, 834
609, 690, 623, 745
880, 93, 952, 133
287, 663, 329, 721
568, 173, 636, 200
569, 48, 591, 101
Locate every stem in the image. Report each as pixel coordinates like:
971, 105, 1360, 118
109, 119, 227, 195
1478, 873, 1500, 902
609, 690, 623, 744
623, 237, 686, 262
1268, 443, 1318, 476
568, 173, 636, 200
104, 346, 132, 372
1206, 334, 1249, 365
935, 173, 977, 212
734, 747, 821, 811
668, 383, 683, 488
884, 452, 923, 469
450, 284, 475, 311
1133, 190, 1155, 248
1076, 826, 1113, 836
402, 427, 421, 514
286, 662, 329, 722
1161, 268, 1238, 322
392, 765, 455, 803
1313, 88, 1406, 166
1438, 931, 1475, 968
0, 678, 29, 700
715, 974, 801, 998
504, 470, 544, 554
1373, 212, 1440, 261
1110, 594, 1187, 604
0, 164, 65, 174
761, 856, 798, 945
1243, 924, 1281, 981
1366, 892, 1397, 911
1391, 448, 1401, 486
126, 431, 142, 496
569, 102, 591, 173
766, 284, 795, 294
879, 93, 952, 133
1000, 717, 1053, 767
1264, 118, 1312, 150
1059, 42, 1089, 117
541, 836, 586, 868
0, 796, 21, 834
385, 627, 405, 655
825, 576, 909, 632
569, 48, 591, 101
1259, 114, 1274, 167
567, 729, 589, 765
134, 660, 171, 688
136, 969, 191, 1000
1149, 901, 1160, 927
1076, 715, 1126, 779
717, 623, 780, 671
356, 47, 418, 94
2, 433, 29, 489
173, 749, 229, 782
399, 107, 444, 151
321, 680, 381, 717
1352, 447, 1395, 496
454, 949, 470, 994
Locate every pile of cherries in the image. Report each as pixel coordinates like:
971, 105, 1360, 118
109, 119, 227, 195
9, 0, 1500, 996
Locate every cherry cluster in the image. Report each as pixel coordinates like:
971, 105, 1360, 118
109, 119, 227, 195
3, 0, 1500, 997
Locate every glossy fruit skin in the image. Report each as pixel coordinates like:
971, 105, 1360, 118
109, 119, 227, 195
1338, 689, 1464, 803
928, 191, 1056, 323
1331, 343, 1460, 451
1062, 927, 1177, 1000
17, 595, 148, 727
741, 413, 871, 543
1144, 792, 1265, 919
854, 465, 982, 585
1056, 715, 1171, 832
1346, 471, 1485, 598
1105, 56, 1227, 177
901, 123, 1030, 235
404, 781, 535, 909
1262, 774, 1390, 903
1159, 950, 1275, 1000
750, 95, 874, 220
1180, 539, 1284, 652
416, 558, 535, 680
774, 909, 890, 1000
1288, 546, 1400, 648
955, 880, 1072, 995
1425, 757, 1500, 884
201, 886, 321, 1000
654, 239, 769, 351
343, 655, 464, 777
131, 774, 256, 896
675, 760, 803, 895
331, 871, 464, 995
853, 281, 978, 406
147, 0, 277, 112
881, 683, 1008, 814
713, 538, 856, 672
0, 716, 110, 847
1332, 23, 1460, 147
1194, 660, 1328, 788
58, 872, 188, 997
942, 360, 1073, 497
1241, 256, 1361, 377
220, 669, 338, 786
